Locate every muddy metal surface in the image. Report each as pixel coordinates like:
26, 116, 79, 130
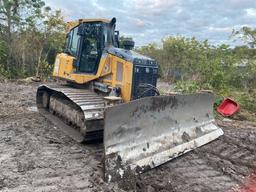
1, 81, 256, 192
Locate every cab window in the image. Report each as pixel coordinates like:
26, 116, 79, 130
65, 27, 80, 56
70, 27, 80, 55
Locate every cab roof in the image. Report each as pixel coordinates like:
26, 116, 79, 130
78, 18, 111, 23
66, 18, 111, 33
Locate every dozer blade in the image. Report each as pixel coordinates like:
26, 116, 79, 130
104, 92, 223, 182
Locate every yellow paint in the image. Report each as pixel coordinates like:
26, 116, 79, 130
79, 18, 111, 23
122, 61, 133, 102
66, 18, 111, 33
53, 53, 75, 80
53, 52, 133, 102
101, 56, 133, 102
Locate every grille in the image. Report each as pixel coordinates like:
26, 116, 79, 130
132, 63, 158, 100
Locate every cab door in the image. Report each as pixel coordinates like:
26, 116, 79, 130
53, 26, 80, 79
77, 22, 103, 74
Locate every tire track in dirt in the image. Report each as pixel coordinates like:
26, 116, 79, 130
137, 149, 236, 192
0, 115, 90, 191
0, 113, 122, 192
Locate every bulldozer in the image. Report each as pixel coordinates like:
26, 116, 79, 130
36, 17, 223, 182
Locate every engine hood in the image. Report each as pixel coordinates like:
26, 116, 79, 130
105, 47, 157, 66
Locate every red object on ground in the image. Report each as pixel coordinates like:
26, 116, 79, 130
234, 173, 256, 192
217, 98, 240, 117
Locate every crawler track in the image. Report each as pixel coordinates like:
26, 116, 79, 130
36, 84, 105, 142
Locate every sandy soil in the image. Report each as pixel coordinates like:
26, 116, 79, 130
1, 81, 256, 192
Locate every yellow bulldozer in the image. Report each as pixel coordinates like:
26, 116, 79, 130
36, 17, 223, 182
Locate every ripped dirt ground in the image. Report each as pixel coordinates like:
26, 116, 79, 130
1, 81, 256, 192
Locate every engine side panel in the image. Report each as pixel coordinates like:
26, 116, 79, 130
101, 55, 133, 102
53, 53, 75, 79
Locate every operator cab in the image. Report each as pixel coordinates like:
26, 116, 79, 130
64, 18, 119, 74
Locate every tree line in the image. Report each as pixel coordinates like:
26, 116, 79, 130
138, 28, 256, 91
0, 0, 66, 78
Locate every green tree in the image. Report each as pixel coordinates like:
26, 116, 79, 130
22, 7, 66, 76
138, 36, 237, 92
232, 27, 256, 89
0, 1, 66, 78
233, 27, 256, 48
0, 0, 45, 74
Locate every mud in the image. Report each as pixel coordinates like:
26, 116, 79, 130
1, 81, 256, 192
0, 82, 120, 192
